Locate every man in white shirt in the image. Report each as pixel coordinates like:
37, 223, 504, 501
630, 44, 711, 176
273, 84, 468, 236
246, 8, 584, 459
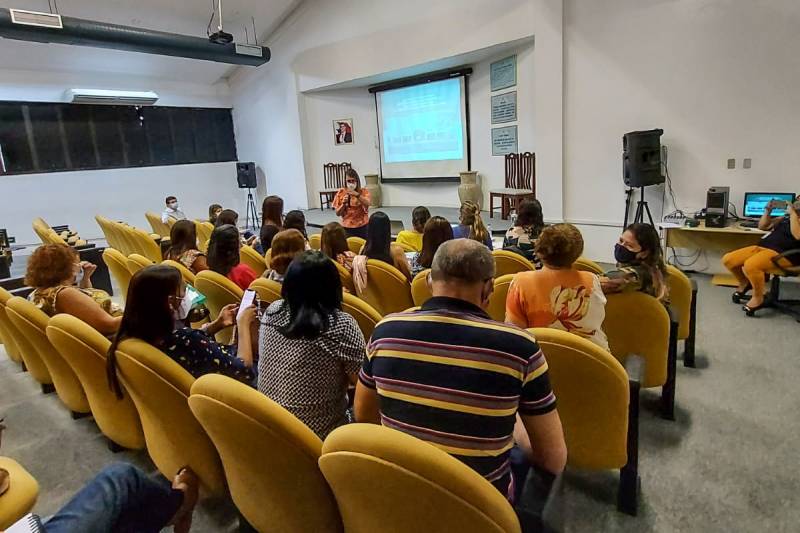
161, 195, 187, 224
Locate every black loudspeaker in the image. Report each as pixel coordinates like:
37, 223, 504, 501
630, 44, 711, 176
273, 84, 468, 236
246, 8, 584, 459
623, 129, 664, 187
236, 162, 257, 189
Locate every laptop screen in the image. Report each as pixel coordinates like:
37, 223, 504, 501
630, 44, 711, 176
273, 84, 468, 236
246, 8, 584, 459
743, 192, 796, 218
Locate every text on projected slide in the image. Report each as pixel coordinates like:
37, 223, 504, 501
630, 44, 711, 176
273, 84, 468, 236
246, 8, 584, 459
380, 78, 464, 163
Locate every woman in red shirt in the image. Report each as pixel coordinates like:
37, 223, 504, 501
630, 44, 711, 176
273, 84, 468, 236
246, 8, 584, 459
332, 169, 371, 239
207, 224, 257, 290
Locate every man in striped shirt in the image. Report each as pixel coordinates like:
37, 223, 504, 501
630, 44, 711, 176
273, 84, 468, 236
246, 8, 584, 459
355, 239, 566, 502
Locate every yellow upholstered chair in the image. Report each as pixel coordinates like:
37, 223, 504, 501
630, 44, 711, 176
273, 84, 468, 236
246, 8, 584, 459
332, 260, 355, 294
113, 222, 137, 257
342, 292, 382, 341
573, 257, 604, 275
126, 253, 154, 275
250, 278, 283, 306
0, 291, 52, 391
0, 289, 23, 365
145, 211, 171, 238
492, 249, 535, 277
347, 236, 365, 255
130, 226, 162, 263
113, 338, 226, 497
604, 291, 676, 420
309, 233, 322, 250
6, 297, 90, 417
240, 245, 267, 277
531, 328, 641, 515
46, 314, 145, 451
195, 271, 243, 344
411, 269, 432, 307
361, 260, 413, 316
161, 259, 196, 286
102, 248, 132, 302
189, 374, 342, 533
95, 216, 120, 251
319, 424, 521, 533
487, 274, 514, 322
264, 249, 272, 269
0, 457, 39, 530
195, 221, 214, 253
666, 265, 697, 367
396, 241, 417, 253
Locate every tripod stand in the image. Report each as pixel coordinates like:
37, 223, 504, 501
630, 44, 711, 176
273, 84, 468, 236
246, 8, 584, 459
623, 186, 655, 227
244, 188, 259, 230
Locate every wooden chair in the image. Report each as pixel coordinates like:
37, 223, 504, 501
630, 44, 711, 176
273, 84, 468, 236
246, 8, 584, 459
489, 152, 536, 219
319, 162, 352, 209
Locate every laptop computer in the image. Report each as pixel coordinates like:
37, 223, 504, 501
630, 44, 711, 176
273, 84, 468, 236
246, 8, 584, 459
742, 192, 796, 219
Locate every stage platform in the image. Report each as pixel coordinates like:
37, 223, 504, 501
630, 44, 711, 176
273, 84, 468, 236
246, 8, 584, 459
302, 206, 513, 236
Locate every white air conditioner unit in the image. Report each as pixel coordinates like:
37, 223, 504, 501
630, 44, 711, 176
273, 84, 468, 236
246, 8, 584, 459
64, 89, 159, 106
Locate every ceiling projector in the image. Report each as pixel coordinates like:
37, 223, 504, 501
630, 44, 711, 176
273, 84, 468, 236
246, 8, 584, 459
208, 30, 233, 44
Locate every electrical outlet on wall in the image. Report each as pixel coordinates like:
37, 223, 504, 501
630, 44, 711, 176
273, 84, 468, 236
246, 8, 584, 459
743, 158, 752, 169
727, 158, 736, 169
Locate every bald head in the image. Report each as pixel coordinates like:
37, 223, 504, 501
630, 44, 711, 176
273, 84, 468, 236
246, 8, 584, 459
431, 238, 495, 284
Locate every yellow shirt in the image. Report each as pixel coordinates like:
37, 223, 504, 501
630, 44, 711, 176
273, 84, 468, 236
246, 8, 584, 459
395, 230, 423, 252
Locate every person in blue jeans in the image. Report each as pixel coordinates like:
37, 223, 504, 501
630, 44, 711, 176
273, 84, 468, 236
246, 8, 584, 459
38, 462, 198, 533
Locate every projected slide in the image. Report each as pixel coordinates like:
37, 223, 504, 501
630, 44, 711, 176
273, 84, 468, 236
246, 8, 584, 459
380, 78, 464, 163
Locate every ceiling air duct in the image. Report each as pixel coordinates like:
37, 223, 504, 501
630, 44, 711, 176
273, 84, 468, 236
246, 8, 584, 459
0, 7, 270, 66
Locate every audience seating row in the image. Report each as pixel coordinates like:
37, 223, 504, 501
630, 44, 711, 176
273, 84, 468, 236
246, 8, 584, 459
32, 217, 86, 248
95, 215, 162, 263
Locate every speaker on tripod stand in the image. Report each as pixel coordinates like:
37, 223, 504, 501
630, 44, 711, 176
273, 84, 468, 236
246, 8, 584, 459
237, 162, 259, 230
622, 129, 664, 227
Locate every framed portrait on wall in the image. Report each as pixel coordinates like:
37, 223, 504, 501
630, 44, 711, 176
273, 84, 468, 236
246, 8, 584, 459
333, 119, 354, 145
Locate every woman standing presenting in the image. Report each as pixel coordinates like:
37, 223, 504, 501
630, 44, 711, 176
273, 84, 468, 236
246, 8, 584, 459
332, 169, 371, 239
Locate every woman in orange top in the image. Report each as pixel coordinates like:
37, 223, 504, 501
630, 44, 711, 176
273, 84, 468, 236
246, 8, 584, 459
505, 223, 608, 350
332, 169, 371, 239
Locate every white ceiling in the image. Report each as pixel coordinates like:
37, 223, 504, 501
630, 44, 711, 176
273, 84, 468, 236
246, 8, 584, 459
0, 0, 300, 84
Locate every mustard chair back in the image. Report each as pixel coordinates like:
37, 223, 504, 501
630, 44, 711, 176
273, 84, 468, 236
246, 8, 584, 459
195, 271, 243, 344
102, 248, 132, 302
361, 259, 413, 316
114, 222, 138, 257
46, 314, 145, 450
250, 278, 283, 306
195, 221, 214, 253
0, 457, 39, 530
347, 236, 365, 255
0, 288, 23, 365
95, 216, 118, 250
604, 292, 669, 388
145, 211, 171, 238
0, 291, 52, 387
309, 233, 322, 250
319, 424, 521, 533
114, 338, 225, 496
189, 374, 342, 533
396, 241, 417, 253
161, 259, 197, 285
410, 269, 432, 307
486, 274, 514, 322
332, 259, 355, 294
126, 253, 154, 275
264, 248, 272, 269
342, 292, 382, 341
573, 256, 605, 275
240, 245, 267, 277
666, 265, 692, 341
493, 249, 534, 277
130, 226, 162, 263
7, 297, 90, 415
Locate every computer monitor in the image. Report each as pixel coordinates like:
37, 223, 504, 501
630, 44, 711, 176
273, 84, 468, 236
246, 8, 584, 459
743, 192, 796, 218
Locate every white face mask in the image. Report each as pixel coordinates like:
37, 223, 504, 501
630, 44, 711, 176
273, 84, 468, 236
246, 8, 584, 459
74, 264, 84, 286
168, 202, 179, 210
346, 182, 357, 191
174, 292, 193, 321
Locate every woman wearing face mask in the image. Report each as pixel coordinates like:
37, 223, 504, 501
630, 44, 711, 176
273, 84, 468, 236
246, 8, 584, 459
600, 222, 669, 302
26, 244, 122, 335
332, 169, 371, 239
106, 265, 256, 395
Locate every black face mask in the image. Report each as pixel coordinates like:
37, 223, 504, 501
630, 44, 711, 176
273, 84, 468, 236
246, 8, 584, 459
614, 243, 639, 264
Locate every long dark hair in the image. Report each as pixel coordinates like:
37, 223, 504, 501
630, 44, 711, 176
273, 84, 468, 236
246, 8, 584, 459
418, 216, 454, 269
261, 195, 283, 227
363, 211, 392, 264
283, 210, 307, 239
165, 219, 198, 260
321, 221, 349, 259
278, 251, 343, 339
516, 199, 545, 239
207, 224, 241, 276
626, 223, 666, 275
215, 209, 239, 228
107, 265, 182, 398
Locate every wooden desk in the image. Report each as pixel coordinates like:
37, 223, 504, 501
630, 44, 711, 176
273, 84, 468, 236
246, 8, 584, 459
663, 222, 766, 286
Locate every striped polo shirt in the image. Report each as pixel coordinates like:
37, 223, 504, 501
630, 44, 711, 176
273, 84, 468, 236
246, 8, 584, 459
359, 296, 556, 497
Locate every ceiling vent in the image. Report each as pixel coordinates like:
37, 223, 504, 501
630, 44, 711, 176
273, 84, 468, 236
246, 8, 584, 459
65, 89, 160, 106
10, 9, 63, 29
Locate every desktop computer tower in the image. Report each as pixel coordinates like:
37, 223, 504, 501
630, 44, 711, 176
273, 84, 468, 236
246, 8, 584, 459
706, 186, 730, 228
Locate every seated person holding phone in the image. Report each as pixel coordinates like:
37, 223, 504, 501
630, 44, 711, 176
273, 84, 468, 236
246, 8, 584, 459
723, 195, 800, 314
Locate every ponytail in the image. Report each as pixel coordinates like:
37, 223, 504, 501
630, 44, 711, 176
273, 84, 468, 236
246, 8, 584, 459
460, 201, 488, 244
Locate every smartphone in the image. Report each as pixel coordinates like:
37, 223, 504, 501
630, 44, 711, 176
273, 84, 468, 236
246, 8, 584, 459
237, 289, 256, 321
185, 285, 206, 308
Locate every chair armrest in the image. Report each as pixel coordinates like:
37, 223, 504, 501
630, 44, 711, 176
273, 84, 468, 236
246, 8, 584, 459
772, 249, 800, 276
516, 468, 564, 533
